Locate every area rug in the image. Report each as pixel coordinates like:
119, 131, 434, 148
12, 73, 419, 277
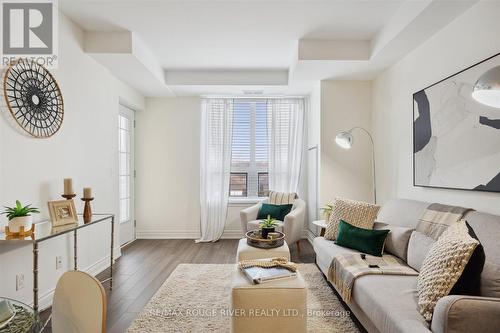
127, 263, 360, 332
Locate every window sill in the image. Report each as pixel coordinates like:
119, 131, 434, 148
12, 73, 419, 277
228, 197, 267, 206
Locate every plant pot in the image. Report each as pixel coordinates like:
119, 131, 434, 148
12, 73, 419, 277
261, 227, 275, 239
8, 216, 33, 233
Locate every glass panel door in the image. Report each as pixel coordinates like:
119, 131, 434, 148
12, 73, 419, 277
118, 105, 135, 245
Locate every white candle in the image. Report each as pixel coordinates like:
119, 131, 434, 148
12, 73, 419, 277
83, 187, 92, 199
64, 178, 73, 195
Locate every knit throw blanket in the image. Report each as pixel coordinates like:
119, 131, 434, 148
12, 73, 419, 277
416, 203, 473, 240
238, 257, 298, 272
329, 253, 418, 302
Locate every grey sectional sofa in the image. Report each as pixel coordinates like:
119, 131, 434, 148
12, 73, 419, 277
313, 199, 500, 333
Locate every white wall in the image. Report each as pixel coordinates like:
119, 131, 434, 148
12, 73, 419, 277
0, 13, 145, 309
135, 97, 254, 239
306, 82, 321, 237
320, 81, 374, 206
135, 97, 202, 238
135, 97, 311, 239
372, 0, 500, 214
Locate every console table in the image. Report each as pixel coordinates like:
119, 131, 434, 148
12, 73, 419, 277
0, 214, 115, 314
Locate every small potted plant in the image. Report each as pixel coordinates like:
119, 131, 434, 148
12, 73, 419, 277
321, 204, 334, 221
259, 215, 278, 239
1, 200, 40, 233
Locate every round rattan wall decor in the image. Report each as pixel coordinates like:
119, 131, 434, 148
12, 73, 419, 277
3, 58, 64, 138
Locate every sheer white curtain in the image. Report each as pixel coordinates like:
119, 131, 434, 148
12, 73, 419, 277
198, 99, 233, 242
267, 99, 305, 193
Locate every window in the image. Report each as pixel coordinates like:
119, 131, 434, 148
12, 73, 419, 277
230, 99, 268, 198
258, 172, 269, 197
229, 173, 248, 197
118, 114, 132, 223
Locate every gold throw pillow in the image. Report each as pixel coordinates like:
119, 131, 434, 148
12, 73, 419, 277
324, 198, 380, 240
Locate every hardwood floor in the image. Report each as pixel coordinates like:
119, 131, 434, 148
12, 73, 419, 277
42, 238, 315, 333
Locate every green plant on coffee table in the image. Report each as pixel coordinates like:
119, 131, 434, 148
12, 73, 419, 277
1, 200, 40, 220
260, 215, 278, 239
260, 215, 278, 229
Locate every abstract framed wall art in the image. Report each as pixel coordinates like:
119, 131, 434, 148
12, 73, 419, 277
413, 52, 500, 193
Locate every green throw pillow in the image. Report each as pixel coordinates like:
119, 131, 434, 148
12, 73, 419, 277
257, 203, 293, 221
336, 220, 390, 257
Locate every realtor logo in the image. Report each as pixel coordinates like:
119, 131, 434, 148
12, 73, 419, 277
1, 0, 58, 67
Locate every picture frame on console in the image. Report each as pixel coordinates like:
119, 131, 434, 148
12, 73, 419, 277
413, 52, 500, 193
48, 199, 78, 227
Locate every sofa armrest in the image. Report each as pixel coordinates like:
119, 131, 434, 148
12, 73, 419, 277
240, 203, 262, 233
431, 295, 500, 333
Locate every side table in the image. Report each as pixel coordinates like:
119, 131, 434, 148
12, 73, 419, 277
312, 220, 327, 236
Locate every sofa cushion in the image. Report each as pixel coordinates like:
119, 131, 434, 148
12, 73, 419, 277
374, 222, 414, 261
376, 199, 429, 229
352, 275, 430, 333
312, 237, 360, 276
462, 210, 500, 298
480, 262, 500, 298
450, 221, 485, 296
324, 197, 380, 241
417, 221, 479, 321
407, 231, 435, 272
336, 220, 389, 256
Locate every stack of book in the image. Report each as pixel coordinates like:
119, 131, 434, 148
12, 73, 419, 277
240, 261, 297, 284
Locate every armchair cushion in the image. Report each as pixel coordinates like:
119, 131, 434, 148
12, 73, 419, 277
240, 203, 262, 233
268, 191, 297, 205
257, 203, 293, 221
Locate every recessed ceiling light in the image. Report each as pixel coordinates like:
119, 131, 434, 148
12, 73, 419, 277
242, 89, 264, 95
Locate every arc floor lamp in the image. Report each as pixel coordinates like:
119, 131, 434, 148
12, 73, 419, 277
472, 65, 500, 108
335, 127, 377, 204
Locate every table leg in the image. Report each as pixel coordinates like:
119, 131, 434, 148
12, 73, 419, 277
33, 242, 39, 314
74, 230, 78, 270
110, 215, 115, 290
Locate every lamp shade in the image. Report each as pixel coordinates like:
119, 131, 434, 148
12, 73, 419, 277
472, 65, 500, 108
335, 131, 353, 149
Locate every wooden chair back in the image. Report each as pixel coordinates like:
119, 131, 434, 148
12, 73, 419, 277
52, 270, 106, 333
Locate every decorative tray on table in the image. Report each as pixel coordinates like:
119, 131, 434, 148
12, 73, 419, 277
246, 230, 285, 249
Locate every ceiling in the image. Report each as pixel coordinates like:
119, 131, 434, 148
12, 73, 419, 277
59, 0, 478, 97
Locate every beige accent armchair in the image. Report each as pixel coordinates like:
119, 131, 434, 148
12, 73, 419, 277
240, 198, 306, 252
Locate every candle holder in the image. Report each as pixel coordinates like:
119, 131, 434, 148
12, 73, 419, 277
81, 197, 94, 223
62, 194, 76, 200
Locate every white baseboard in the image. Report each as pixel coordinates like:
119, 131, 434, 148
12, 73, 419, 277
136, 229, 201, 239
221, 229, 244, 239
37, 246, 121, 311
136, 229, 244, 239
